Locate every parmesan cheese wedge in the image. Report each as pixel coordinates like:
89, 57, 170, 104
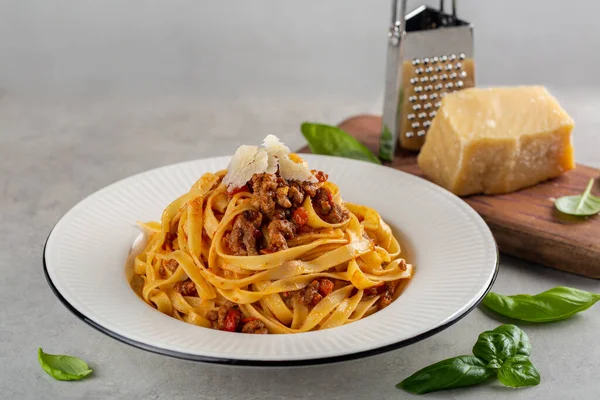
417, 86, 575, 196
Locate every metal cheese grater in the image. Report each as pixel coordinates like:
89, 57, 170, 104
379, 0, 475, 160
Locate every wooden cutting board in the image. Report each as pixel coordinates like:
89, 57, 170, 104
298, 115, 600, 278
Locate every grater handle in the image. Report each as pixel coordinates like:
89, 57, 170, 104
390, 0, 407, 28
379, 0, 407, 161
440, 0, 458, 24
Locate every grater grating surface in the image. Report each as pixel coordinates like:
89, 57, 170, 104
380, 1, 475, 159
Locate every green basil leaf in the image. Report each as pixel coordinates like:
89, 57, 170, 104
396, 355, 495, 395
472, 324, 531, 363
483, 286, 600, 322
486, 359, 502, 369
555, 178, 600, 216
38, 348, 93, 381
378, 124, 394, 161
497, 355, 541, 388
301, 122, 381, 164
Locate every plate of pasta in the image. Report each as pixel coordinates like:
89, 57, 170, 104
43, 135, 498, 365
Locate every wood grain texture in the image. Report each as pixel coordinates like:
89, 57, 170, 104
298, 115, 600, 278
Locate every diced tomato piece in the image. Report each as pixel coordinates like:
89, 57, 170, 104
223, 309, 242, 332
293, 207, 309, 226
318, 279, 334, 297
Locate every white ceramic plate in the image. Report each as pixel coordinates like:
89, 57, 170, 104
44, 154, 498, 366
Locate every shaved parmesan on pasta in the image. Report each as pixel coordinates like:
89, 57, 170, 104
222, 145, 268, 190
224, 135, 317, 190
263, 134, 290, 157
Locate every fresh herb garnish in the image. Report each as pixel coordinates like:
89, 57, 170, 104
300, 122, 381, 164
555, 178, 600, 216
482, 286, 600, 323
38, 348, 93, 381
397, 324, 540, 394
497, 355, 541, 388
472, 324, 532, 362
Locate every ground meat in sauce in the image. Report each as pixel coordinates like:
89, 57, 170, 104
363, 282, 396, 309
312, 187, 349, 224
267, 219, 296, 252
313, 188, 333, 214
281, 291, 294, 309
300, 181, 319, 197
173, 279, 198, 297
228, 171, 348, 255
275, 185, 292, 208
159, 259, 179, 276
241, 318, 268, 334
209, 301, 242, 332
364, 286, 379, 296
249, 173, 279, 218
206, 303, 268, 334
311, 170, 328, 183
297, 278, 335, 307
163, 231, 177, 251
288, 183, 305, 206
164, 259, 178, 272
251, 173, 316, 215
377, 282, 395, 310
227, 210, 263, 255
300, 280, 322, 306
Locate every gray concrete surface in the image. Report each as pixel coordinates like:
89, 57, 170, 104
1, 0, 600, 399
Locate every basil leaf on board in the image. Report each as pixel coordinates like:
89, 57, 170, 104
396, 355, 495, 395
497, 355, 541, 388
472, 324, 531, 363
300, 122, 382, 164
483, 286, 600, 323
38, 348, 93, 381
555, 178, 600, 216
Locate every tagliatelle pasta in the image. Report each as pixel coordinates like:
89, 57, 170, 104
131, 136, 413, 334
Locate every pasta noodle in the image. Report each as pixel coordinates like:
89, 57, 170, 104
131, 138, 413, 334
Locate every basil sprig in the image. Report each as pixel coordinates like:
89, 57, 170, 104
482, 286, 600, 322
38, 348, 93, 381
555, 178, 600, 216
397, 324, 540, 394
472, 325, 540, 388
300, 122, 381, 164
